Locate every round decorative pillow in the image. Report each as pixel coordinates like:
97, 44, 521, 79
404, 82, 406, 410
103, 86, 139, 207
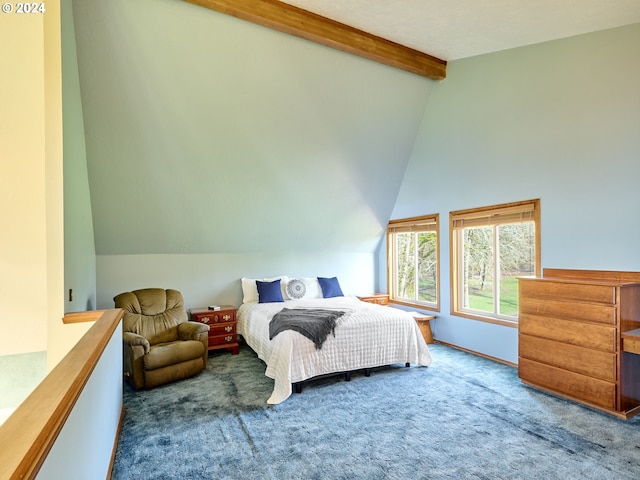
286, 279, 306, 299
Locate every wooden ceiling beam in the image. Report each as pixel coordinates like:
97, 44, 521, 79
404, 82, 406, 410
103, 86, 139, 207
185, 0, 447, 80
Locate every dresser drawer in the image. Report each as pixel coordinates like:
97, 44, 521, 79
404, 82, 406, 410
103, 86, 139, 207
519, 314, 616, 352
519, 296, 616, 325
519, 357, 616, 410
520, 334, 616, 381
519, 280, 616, 305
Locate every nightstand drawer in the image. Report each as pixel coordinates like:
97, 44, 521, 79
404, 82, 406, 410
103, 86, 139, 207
191, 308, 236, 324
209, 323, 236, 336
210, 333, 237, 346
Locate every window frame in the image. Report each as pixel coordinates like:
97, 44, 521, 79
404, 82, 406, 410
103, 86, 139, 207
449, 199, 540, 327
386, 213, 440, 312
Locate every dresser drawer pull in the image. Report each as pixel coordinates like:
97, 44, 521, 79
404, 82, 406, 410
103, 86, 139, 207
223, 314, 231, 321
202, 317, 211, 324
225, 335, 233, 342
225, 325, 232, 332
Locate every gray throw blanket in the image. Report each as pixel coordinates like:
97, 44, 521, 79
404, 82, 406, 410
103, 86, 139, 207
269, 308, 346, 350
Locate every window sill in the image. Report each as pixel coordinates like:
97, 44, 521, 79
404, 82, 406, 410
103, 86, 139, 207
389, 299, 439, 313
452, 311, 518, 328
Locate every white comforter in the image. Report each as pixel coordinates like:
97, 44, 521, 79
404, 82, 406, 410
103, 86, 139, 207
237, 296, 432, 404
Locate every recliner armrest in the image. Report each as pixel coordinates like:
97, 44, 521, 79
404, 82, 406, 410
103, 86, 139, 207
123, 331, 150, 353
178, 321, 210, 340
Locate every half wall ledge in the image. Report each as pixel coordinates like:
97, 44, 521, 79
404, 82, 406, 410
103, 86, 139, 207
0, 308, 124, 479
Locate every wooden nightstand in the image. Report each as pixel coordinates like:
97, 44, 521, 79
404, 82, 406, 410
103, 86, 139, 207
357, 293, 389, 305
190, 306, 239, 355
406, 312, 436, 344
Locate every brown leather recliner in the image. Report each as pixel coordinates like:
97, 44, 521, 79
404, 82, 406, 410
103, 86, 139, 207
114, 288, 209, 389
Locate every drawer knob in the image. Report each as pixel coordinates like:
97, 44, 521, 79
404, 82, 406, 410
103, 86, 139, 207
223, 314, 231, 321
225, 325, 232, 332
202, 317, 210, 324
225, 335, 233, 342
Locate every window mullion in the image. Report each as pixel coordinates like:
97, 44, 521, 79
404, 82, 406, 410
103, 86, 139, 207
459, 229, 466, 310
413, 233, 419, 301
493, 225, 499, 317
394, 234, 400, 298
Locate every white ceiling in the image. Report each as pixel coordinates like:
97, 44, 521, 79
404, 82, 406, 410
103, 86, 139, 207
282, 0, 640, 60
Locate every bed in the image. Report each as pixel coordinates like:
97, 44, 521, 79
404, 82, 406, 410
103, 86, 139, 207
237, 276, 432, 404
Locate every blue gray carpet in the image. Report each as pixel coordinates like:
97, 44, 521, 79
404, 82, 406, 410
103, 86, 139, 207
112, 344, 640, 479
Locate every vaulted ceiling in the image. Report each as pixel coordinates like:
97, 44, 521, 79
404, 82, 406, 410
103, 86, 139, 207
281, 0, 640, 60
185, 0, 640, 80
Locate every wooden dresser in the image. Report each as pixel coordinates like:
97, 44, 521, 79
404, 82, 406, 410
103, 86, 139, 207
518, 268, 640, 419
190, 306, 239, 355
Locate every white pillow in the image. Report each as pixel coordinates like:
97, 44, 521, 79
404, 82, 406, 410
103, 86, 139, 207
286, 278, 306, 299
300, 277, 323, 299
242, 276, 290, 303
241, 278, 260, 303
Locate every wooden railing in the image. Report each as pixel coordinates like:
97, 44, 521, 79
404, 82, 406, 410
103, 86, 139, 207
0, 309, 123, 479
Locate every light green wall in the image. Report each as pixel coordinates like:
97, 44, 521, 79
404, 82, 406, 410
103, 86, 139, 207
388, 23, 640, 363
96, 252, 374, 310
71, 0, 434, 307
73, 0, 432, 256
62, 0, 96, 313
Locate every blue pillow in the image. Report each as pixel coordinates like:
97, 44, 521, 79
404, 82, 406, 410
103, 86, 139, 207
256, 279, 284, 303
317, 276, 344, 298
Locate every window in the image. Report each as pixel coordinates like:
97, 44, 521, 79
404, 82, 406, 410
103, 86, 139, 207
387, 214, 439, 311
450, 200, 540, 326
